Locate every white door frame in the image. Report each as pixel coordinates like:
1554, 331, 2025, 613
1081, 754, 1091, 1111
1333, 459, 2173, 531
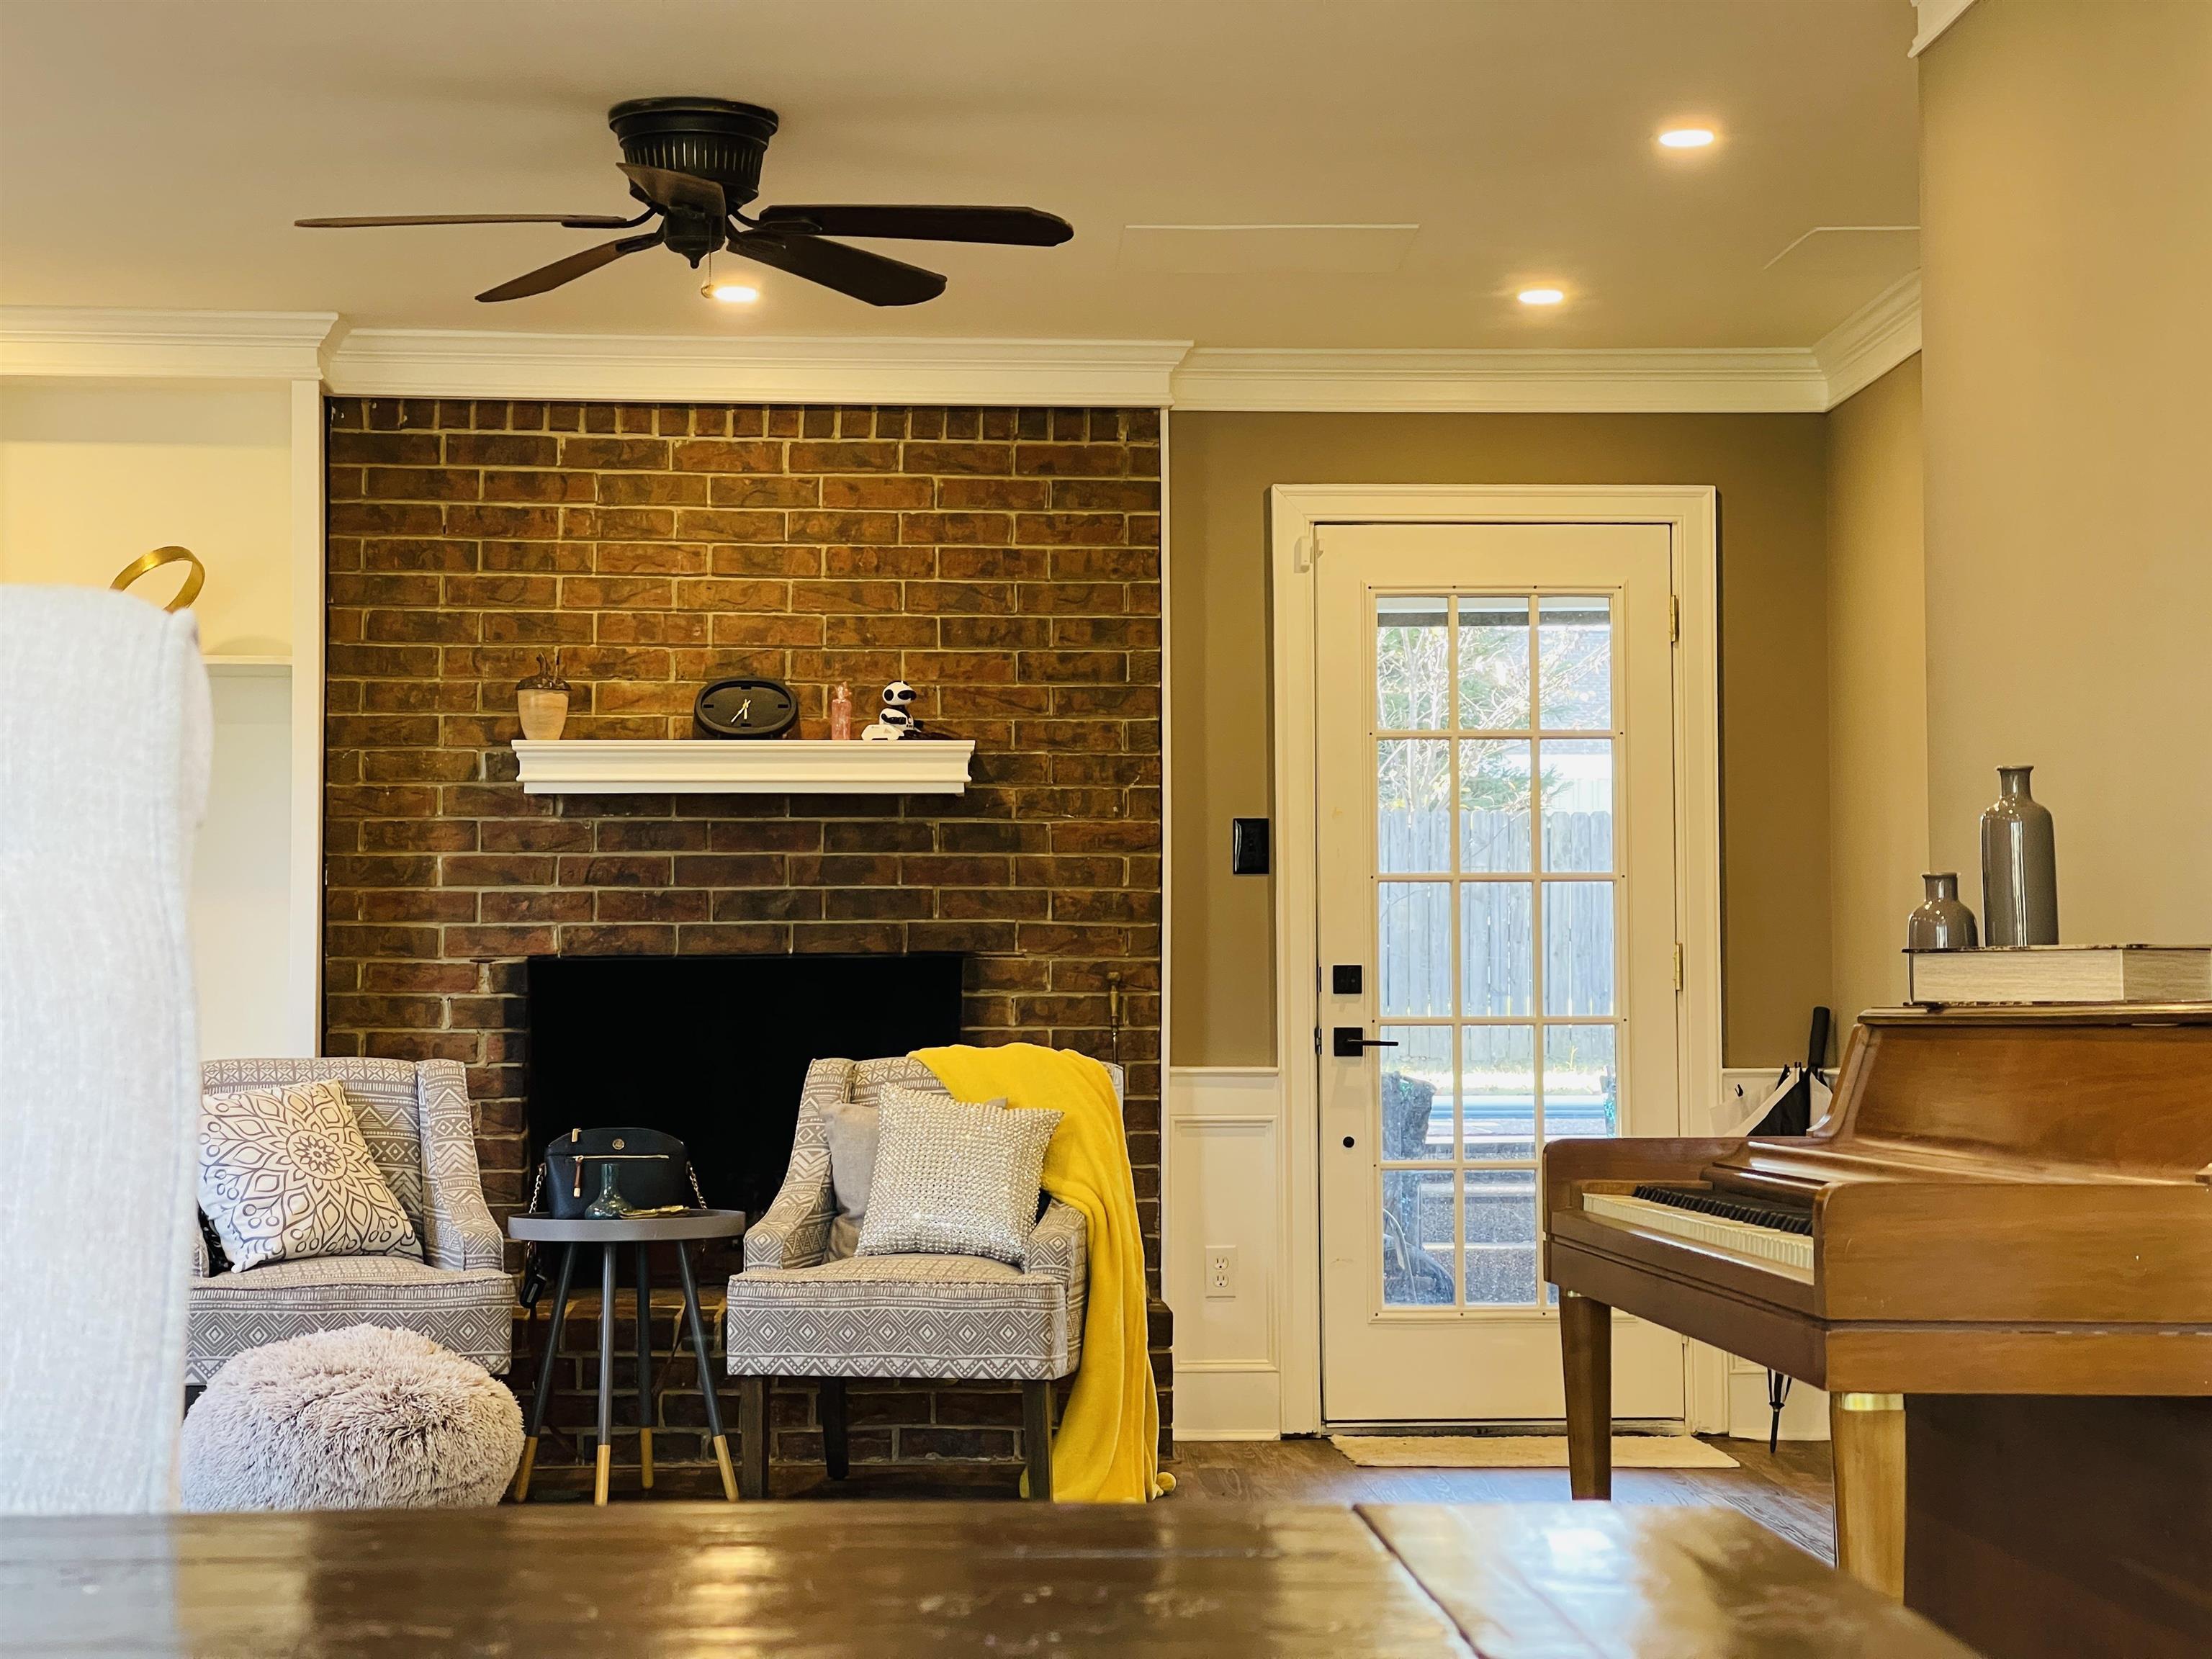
1268, 485, 1725, 1434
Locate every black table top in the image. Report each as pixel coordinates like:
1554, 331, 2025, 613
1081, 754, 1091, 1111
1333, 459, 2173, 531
507, 1209, 746, 1242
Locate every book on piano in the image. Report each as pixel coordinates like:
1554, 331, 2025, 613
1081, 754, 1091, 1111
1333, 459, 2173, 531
1905, 943, 2212, 1006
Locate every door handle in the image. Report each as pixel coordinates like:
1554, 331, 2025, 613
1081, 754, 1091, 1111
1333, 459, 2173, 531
1332, 1028, 1400, 1058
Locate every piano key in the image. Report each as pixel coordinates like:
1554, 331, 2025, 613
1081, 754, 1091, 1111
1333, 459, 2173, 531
1581, 1192, 1815, 1280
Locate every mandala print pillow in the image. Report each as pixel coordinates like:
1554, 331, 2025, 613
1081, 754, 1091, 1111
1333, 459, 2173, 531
198, 1081, 421, 1272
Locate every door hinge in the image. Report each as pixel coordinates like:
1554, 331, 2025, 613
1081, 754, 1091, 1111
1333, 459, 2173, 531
1670, 595, 1680, 644
1314, 1025, 1323, 1056
1673, 943, 1686, 991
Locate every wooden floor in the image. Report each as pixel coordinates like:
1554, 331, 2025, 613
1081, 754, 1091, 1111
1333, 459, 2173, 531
1170, 1437, 1835, 1563
548, 1436, 1836, 1563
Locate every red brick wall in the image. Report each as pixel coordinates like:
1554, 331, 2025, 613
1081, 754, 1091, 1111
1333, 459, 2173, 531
322, 395, 1164, 1475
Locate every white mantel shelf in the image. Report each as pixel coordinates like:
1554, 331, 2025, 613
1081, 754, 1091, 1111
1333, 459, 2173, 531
511, 738, 974, 796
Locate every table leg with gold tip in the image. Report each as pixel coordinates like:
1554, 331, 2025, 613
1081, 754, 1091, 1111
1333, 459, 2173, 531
595, 1244, 616, 1506
675, 1238, 739, 1501
1831, 1391, 1906, 1598
634, 1244, 654, 1491
513, 1241, 579, 1503
1560, 1290, 1614, 1500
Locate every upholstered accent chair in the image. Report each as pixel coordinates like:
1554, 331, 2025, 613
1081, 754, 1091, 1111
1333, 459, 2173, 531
190, 1057, 513, 1384
727, 1056, 1112, 1500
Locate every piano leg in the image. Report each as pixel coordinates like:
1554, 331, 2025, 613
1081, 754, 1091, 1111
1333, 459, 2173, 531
1830, 1391, 1905, 1599
1560, 1290, 1612, 1500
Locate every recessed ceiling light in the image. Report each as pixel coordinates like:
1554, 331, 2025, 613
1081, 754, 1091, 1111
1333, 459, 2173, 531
1518, 287, 1565, 306
703, 280, 759, 304
1658, 127, 1717, 150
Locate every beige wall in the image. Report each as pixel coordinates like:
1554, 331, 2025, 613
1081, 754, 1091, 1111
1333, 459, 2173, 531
0, 380, 295, 656
1169, 411, 1831, 1069
1919, 1, 2212, 943
1825, 356, 1928, 1026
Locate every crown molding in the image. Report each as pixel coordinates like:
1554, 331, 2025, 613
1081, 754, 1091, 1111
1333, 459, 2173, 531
0, 307, 340, 380
323, 330, 1192, 407
1911, 0, 1978, 57
1812, 273, 1923, 408
0, 302, 1923, 413
1169, 346, 1830, 413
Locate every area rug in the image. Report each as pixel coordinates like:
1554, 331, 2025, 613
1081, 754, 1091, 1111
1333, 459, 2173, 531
1329, 1434, 1738, 1470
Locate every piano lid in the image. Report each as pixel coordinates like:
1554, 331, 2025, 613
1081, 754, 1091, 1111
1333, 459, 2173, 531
1709, 1007, 2212, 1193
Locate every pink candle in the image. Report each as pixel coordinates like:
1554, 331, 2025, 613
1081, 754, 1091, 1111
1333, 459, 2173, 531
830, 683, 853, 740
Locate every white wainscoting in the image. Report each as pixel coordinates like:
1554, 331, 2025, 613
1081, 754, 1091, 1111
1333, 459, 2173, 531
1166, 1066, 1285, 1439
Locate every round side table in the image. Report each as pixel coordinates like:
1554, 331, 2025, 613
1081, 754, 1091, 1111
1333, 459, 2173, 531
507, 1210, 747, 1506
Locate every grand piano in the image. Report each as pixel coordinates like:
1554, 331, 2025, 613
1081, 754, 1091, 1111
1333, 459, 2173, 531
1544, 1005, 2212, 1659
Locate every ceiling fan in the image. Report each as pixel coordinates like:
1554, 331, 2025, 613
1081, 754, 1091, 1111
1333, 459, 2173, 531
297, 96, 1072, 306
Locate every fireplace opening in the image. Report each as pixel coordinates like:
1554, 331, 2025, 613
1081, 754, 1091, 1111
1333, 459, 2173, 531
524, 952, 966, 1219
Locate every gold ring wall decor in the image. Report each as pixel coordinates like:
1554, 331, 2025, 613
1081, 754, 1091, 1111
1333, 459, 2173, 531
110, 545, 205, 612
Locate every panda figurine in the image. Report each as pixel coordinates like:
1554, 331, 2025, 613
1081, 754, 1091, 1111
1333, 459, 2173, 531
861, 680, 923, 742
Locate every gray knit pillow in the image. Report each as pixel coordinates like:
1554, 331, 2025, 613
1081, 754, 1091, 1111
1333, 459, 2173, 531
855, 1085, 1061, 1267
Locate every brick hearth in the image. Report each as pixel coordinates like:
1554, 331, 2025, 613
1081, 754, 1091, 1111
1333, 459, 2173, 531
321, 395, 1164, 1470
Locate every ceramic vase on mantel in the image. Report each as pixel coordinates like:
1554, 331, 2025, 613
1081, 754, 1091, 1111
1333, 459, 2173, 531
1907, 873, 1979, 951
1979, 765, 2059, 946
516, 652, 571, 742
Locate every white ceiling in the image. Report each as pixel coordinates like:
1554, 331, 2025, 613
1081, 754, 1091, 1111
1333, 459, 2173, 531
0, 0, 1920, 349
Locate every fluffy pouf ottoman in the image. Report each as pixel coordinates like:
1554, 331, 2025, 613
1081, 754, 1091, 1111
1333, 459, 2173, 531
181, 1324, 523, 1511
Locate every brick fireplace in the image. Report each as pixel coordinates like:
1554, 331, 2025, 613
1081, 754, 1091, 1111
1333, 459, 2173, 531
321, 395, 1163, 1478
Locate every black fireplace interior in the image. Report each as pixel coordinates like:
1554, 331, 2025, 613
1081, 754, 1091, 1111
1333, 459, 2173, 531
525, 953, 966, 1218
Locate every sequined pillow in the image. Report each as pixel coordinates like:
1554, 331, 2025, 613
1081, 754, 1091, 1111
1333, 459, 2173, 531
198, 1081, 421, 1272
855, 1085, 1061, 1267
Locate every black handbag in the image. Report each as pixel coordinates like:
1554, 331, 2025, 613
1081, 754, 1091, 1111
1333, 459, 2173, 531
531, 1125, 702, 1219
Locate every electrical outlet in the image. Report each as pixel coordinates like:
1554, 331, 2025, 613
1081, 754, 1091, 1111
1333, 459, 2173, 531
1205, 1246, 1238, 1298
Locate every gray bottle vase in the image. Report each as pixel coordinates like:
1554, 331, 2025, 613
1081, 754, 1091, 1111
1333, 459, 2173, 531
1907, 873, 1978, 950
1979, 765, 2059, 946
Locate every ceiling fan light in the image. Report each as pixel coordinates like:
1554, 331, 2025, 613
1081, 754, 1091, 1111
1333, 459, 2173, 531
704, 280, 760, 305
1517, 287, 1565, 306
1658, 127, 1717, 150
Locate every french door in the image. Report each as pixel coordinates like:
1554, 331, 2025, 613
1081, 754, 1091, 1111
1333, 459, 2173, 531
1316, 523, 1688, 1424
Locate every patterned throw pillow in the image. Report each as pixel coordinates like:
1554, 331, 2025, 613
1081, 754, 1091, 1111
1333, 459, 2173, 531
855, 1084, 1061, 1267
199, 1081, 421, 1272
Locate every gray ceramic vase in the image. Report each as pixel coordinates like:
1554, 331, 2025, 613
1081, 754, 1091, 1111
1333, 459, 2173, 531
1907, 872, 1978, 950
1980, 765, 2059, 946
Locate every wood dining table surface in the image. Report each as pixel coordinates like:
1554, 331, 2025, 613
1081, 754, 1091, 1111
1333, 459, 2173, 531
2, 1500, 1976, 1658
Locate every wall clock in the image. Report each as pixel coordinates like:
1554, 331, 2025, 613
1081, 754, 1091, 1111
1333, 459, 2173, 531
693, 676, 799, 739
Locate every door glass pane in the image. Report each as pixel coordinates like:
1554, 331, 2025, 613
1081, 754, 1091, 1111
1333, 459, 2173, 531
1539, 739, 1614, 873
1463, 1169, 1539, 1305
1541, 880, 1614, 1015
1377, 596, 1449, 731
1377, 739, 1449, 873
1537, 596, 1611, 730
1379, 883, 1451, 1016
1379, 1025, 1452, 1161
1457, 598, 1530, 730
1382, 1169, 1456, 1306
1460, 1025, 1535, 1160
1460, 881, 1532, 1015
1543, 1025, 1619, 1141
1460, 739, 1532, 873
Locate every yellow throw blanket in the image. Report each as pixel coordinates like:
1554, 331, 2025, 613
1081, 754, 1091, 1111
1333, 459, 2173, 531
914, 1042, 1172, 1502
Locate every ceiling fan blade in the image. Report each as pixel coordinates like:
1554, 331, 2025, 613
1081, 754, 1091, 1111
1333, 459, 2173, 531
297, 212, 642, 229
616, 163, 727, 219
475, 231, 662, 303
753, 204, 1073, 246
729, 231, 947, 306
